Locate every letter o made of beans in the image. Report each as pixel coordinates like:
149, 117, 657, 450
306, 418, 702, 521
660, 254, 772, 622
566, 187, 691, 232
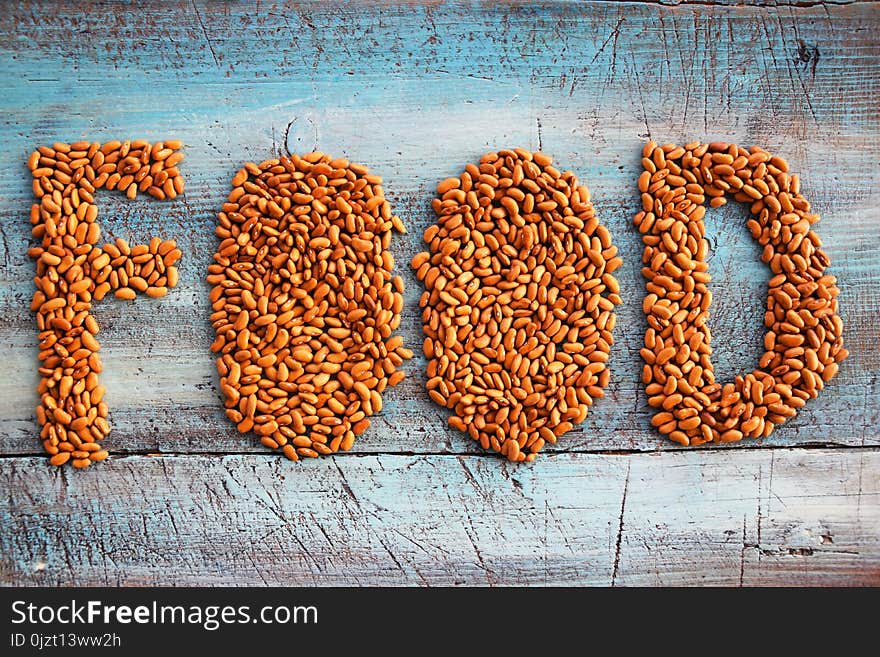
209, 152, 412, 462
413, 148, 622, 462
634, 141, 848, 446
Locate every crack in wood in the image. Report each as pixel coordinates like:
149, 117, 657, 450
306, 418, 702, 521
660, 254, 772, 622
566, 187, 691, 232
611, 462, 631, 586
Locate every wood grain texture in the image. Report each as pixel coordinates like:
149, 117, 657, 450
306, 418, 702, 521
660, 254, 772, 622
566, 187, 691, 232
0, 0, 878, 585
2, 448, 877, 586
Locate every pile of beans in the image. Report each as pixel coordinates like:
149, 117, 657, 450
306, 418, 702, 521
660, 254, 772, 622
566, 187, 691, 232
27, 139, 185, 468
635, 141, 847, 445
413, 148, 621, 462
209, 152, 412, 460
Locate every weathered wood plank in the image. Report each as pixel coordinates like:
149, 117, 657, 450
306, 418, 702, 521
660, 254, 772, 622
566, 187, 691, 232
1, 448, 876, 586
1, 0, 879, 588
0, 1, 878, 457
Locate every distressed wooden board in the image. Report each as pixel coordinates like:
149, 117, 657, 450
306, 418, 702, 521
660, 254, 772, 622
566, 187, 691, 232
1, 448, 877, 586
0, 1, 879, 585
0, 0, 878, 456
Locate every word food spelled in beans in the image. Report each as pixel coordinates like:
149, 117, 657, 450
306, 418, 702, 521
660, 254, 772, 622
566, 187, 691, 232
209, 152, 412, 461
23, 135, 848, 469
27, 139, 185, 468
413, 148, 621, 462
635, 141, 847, 446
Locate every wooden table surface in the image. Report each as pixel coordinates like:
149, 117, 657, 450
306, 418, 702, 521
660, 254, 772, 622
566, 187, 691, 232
1, 0, 878, 586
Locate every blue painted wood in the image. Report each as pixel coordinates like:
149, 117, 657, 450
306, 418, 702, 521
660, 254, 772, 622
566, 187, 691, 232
0, 0, 878, 585
1, 449, 878, 586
